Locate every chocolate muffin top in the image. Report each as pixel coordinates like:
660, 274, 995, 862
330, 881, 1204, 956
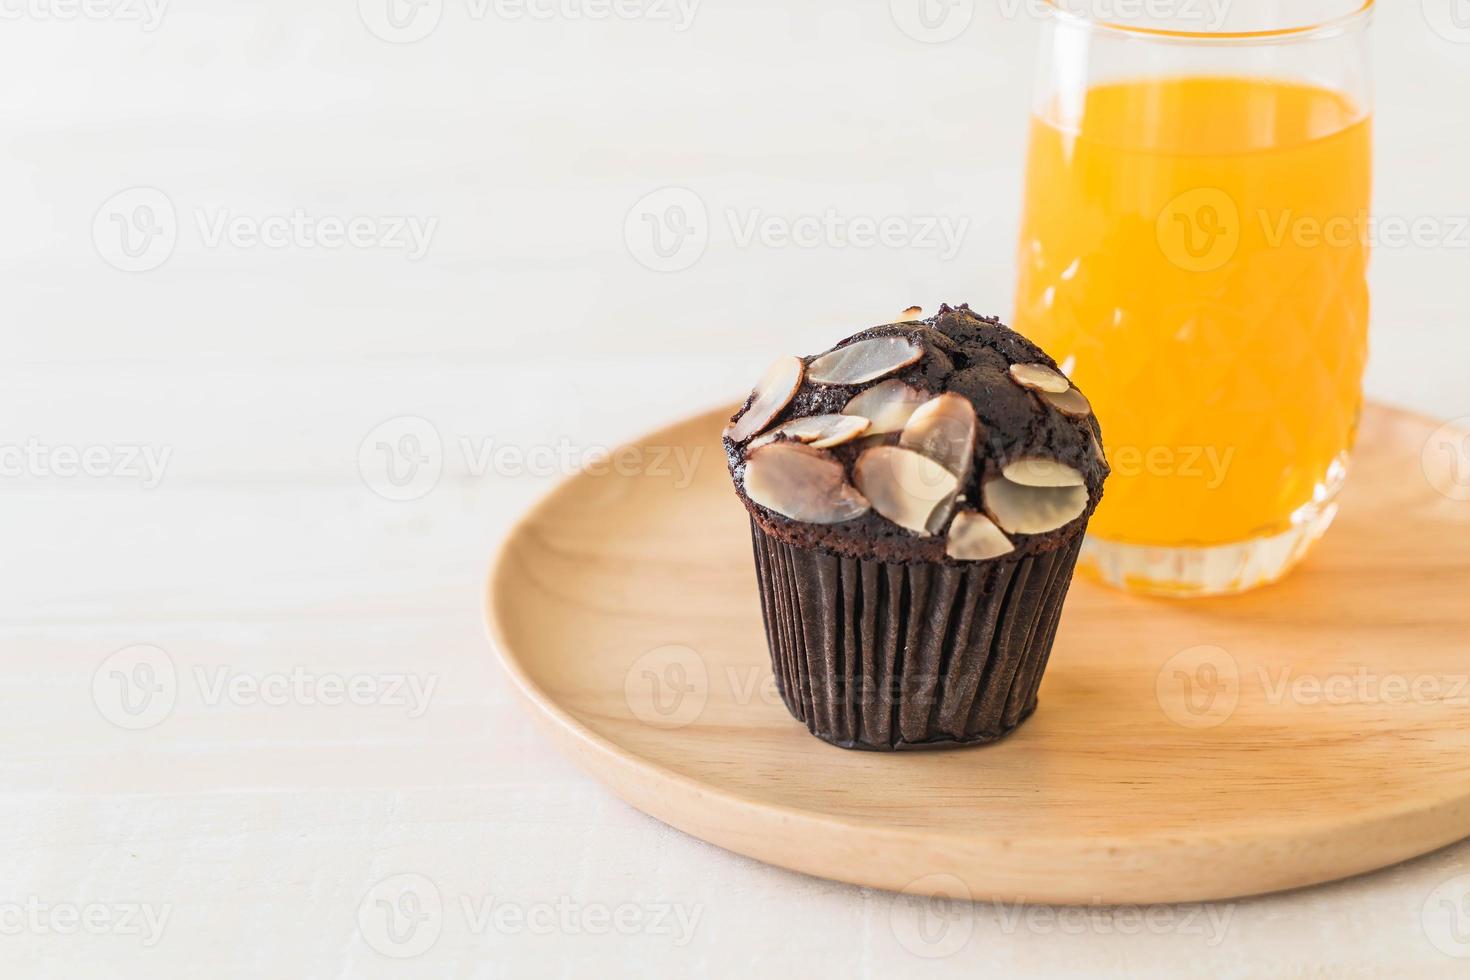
724, 304, 1108, 565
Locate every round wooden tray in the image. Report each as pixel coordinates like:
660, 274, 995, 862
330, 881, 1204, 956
486, 403, 1470, 904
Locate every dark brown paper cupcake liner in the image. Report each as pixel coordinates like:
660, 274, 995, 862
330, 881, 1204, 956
749, 518, 1084, 751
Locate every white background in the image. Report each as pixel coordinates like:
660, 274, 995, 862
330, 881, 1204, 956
3, 0, 1469, 976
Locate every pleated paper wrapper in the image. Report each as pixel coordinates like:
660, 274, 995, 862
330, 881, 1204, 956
749, 518, 1084, 750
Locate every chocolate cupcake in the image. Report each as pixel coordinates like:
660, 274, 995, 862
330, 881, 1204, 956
724, 304, 1108, 751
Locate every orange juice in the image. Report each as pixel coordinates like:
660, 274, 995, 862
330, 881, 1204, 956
1015, 76, 1371, 560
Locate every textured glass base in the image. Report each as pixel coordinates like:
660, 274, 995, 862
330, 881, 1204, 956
1079, 457, 1349, 598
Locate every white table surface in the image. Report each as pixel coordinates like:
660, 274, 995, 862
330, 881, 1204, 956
4, 1, 1469, 976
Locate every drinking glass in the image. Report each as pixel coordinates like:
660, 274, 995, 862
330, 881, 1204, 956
1013, 0, 1375, 596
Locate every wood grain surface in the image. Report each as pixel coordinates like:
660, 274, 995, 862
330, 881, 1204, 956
487, 403, 1470, 905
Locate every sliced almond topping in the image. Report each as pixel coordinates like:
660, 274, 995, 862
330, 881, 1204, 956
852, 432, 896, 452
900, 306, 923, 320
725, 356, 804, 443
749, 414, 871, 450
1008, 363, 1070, 395
853, 447, 959, 536
1002, 457, 1085, 488
925, 494, 959, 536
983, 478, 1088, 536
1092, 432, 1107, 464
807, 337, 923, 386
1043, 386, 1093, 418
842, 380, 928, 436
946, 510, 1015, 561
743, 443, 870, 525
899, 393, 978, 486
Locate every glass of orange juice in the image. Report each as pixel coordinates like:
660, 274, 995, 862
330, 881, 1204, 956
1014, 0, 1374, 597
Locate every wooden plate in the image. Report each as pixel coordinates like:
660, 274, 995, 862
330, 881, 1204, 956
486, 403, 1470, 904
